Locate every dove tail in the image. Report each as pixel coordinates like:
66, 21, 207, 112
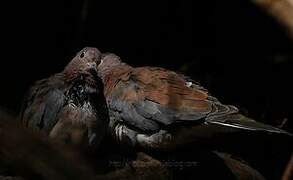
206, 113, 292, 136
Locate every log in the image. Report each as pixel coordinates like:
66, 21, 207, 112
252, 0, 293, 39
282, 152, 293, 180
0, 111, 170, 180
0, 115, 96, 180
0, 108, 278, 180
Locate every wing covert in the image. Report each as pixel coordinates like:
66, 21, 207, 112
21, 80, 66, 134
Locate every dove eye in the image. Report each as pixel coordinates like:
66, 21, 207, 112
80, 52, 85, 58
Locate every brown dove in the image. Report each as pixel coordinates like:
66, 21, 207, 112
20, 47, 109, 149
96, 53, 291, 151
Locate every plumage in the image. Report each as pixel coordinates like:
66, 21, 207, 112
97, 53, 291, 150
20, 47, 109, 149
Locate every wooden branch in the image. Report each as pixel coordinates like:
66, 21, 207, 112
97, 152, 171, 180
282, 152, 293, 180
0, 108, 284, 180
0, 116, 96, 180
215, 152, 265, 180
0, 113, 170, 180
252, 0, 293, 39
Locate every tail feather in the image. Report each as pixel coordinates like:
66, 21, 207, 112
207, 113, 292, 136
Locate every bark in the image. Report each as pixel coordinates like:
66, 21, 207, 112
252, 0, 293, 39
0, 110, 170, 180
0, 109, 282, 180
282, 153, 293, 180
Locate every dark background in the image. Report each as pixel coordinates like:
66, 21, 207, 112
0, 0, 292, 132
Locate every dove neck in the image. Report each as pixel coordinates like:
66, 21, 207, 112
98, 62, 130, 80
62, 64, 97, 85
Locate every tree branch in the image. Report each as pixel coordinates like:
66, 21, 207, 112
252, 0, 293, 39
0, 112, 170, 180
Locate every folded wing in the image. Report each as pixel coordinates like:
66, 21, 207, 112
109, 66, 290, 136
21, 79, 66, 134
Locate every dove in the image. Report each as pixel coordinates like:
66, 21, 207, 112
97, 53, 291, 150
20, 47, 109, 149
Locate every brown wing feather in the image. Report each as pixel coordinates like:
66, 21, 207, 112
105, 64, 290, 147
131, 67, 212, 113
106, 66, 216, 132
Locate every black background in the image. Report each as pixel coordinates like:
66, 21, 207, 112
0, 0, 292, 132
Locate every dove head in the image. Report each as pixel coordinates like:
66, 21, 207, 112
97, 53, 124, 78
64, 47, 102, 74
